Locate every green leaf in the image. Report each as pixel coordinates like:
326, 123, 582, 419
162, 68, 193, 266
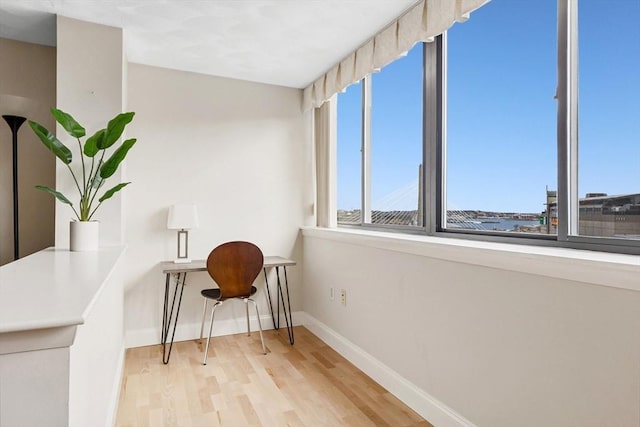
98, 112, 135, 149
84, 129, 105, 157
28, 120, 73, 164
98, 182, 130, 203
91, 174, 104, 189
51, 108, 85, 138
35, 185, 73, 206
100, 138, 136, 179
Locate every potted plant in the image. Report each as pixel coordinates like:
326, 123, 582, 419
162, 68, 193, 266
28, 108, 136, 251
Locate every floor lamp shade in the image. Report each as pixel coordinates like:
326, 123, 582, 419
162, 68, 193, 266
167, 204, 199, 263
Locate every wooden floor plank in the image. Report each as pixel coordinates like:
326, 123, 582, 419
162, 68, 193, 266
115, 326, 433, 427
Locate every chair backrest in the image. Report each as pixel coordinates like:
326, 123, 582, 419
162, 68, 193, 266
206, 241, 264, 299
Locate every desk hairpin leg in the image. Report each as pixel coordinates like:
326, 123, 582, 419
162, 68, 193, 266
277, 266, 294, 344
161, 272, 187, 364
263, 268, 276, 328
263, 266, 294, 345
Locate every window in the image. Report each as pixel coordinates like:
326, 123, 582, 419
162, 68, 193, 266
445, 0, 557, 235
576, 0, 640, 240
337, 81, 363, 224
333, 0, 640, 254
337, 43, 424, 228
370, 47, 423, 226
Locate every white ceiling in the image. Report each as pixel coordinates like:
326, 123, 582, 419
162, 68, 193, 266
0, 0, 419, 88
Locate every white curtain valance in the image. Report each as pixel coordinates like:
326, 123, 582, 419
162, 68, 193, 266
302, 0, 490, 111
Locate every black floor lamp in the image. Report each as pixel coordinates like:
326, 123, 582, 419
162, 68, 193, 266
1, 94, 33, 262
2, 114, 26, 260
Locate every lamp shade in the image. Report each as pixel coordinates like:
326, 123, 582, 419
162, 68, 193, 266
167, 204, 199, 230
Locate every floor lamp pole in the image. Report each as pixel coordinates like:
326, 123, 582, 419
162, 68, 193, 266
2, 115, 26, 261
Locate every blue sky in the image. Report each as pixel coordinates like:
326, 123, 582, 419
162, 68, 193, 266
337, 0, 639, 213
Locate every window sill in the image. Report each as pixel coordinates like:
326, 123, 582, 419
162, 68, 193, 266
301, 227, 640, 292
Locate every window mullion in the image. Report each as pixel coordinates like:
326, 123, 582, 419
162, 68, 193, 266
568, 0, 579, 237
362, 74, 372, 224
425, 38, 443, 234
557, 0, 579, 240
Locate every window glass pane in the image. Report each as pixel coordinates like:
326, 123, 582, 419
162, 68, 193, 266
446, 0, 557, 234
337, 81, 363, 224
370, 44, 423, 226
577, 0, 640, 240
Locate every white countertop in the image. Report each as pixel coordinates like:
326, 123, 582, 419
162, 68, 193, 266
0, 247, 126, 334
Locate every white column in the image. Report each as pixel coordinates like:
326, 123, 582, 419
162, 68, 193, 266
56, 16, 126, 248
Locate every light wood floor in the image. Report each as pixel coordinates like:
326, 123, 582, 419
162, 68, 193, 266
115, 326, 433, 427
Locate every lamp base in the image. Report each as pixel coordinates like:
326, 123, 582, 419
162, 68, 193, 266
173, 258, 192, 264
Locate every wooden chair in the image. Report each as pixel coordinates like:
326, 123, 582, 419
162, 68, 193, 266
199, 241, 267, 364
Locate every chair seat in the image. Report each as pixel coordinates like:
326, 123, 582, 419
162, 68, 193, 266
201, 286, 257, 300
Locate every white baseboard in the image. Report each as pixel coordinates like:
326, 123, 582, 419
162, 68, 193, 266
125, 311, 305, 349
107, 346, 125, 427
301, 313, 477, 427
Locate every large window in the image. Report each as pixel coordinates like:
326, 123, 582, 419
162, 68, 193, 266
334, 0, 640, 254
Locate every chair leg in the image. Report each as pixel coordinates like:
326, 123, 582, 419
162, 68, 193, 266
203, 301, 221, 365
248, 298, 266, 355
245, 299, 250, 336
199, 298, 208, 342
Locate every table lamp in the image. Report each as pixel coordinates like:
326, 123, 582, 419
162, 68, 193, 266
167, 204, 199, 263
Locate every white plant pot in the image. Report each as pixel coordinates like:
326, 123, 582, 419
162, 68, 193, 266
70, 221, 99, 251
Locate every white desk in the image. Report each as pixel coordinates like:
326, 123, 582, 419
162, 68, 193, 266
159, 256, 296, 364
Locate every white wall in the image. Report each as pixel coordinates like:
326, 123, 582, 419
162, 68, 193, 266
302, 229, 640, 427
124, 63, 313, 346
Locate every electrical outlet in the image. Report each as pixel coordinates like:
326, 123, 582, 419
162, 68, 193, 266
330, 287, 334, 301
340, 289, 347, 306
